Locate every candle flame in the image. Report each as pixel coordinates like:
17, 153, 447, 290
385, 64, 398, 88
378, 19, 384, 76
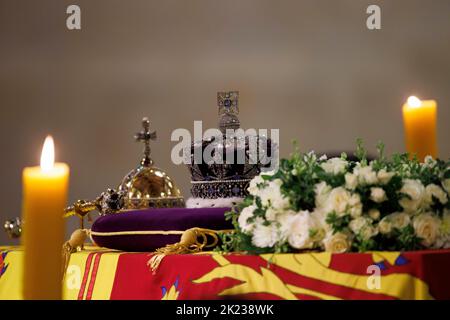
40, 135, 55, 172
407, 96, 422, 108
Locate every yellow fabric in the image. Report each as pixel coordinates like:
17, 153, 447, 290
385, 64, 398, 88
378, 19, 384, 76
189, 252, 431, 300
0, 247, 23, 300
63, 250, 90, 300
0, 246, 119, 300
0, 246, 441, 300
63, 247, 119, 300
258, 253, 432, 300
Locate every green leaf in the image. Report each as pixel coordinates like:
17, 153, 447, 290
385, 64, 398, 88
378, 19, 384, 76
355, 138, 367, 164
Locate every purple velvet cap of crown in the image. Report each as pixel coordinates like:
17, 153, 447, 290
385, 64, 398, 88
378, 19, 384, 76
91, 207, 232, 252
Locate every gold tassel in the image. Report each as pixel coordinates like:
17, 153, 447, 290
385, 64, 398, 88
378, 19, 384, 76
147, 227, 225, 274
62, 229, 89, 279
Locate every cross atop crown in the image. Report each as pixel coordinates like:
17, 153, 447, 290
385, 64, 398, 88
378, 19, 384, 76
217, 91, 239, 116
135, 117, 157, 166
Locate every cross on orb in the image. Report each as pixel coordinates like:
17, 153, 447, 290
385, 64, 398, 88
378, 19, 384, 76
135, 117, 157, 166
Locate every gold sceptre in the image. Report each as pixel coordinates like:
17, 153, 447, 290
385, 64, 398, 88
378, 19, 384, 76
64, 199, 99, 227
63, 189, 126, 249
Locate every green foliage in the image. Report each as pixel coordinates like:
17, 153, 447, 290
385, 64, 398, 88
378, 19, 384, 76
396, 225, 423, 251
325, 212, 351, 233
352, 235, 377, 252
354, 138, 367, 164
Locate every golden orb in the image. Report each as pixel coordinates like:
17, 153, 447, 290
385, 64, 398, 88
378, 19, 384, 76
119, 165, 184, 209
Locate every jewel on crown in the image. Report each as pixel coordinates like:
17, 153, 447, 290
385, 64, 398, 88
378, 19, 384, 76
185, 91, 277, 208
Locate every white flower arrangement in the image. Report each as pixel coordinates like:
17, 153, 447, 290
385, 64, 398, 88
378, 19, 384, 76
221, 141, 450, 253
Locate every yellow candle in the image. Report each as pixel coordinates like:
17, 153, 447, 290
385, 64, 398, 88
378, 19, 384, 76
402, 96, 438, 161
22, 136, 69, 299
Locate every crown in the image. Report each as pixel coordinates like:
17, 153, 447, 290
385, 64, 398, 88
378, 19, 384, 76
186, 91, 276, 202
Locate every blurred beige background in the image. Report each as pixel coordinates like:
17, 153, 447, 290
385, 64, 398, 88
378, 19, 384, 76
1, 0, 449, 244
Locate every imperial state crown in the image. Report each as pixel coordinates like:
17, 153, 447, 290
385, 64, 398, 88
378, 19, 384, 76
186, 91, 276, 208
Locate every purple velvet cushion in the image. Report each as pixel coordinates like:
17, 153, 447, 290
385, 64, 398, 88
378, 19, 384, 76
91, 207, 232, 252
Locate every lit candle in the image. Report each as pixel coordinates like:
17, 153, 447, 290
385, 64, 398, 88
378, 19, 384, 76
402, 96, 438, 161
22, 136, 70, 299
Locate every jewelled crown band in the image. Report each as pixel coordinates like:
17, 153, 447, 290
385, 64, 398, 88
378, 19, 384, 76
190, 179, 251, 199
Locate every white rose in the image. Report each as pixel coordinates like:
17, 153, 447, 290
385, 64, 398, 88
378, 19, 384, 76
423, 156, 437, 168
378, 212, 410, 234
424, 184, 448, 205
324, 187, 352, 216
259, 179, 290, 209
399, 179, 425, 213
370, 187, 387, 203
323, 232, 351, 253
286, 211, 316, 249
368, 209, 381, 220
349, 217, 378, 240
349, 217, 368, 234
355, 165, 378, 185
349, 203, 363, 218
238, 205, 257, 234
247, 175, 265, 196
360, 225, 378, 241
321, 158, 348, 175
314, 182, 332, 208
264, 207, 276, 221
413, 213, 440, 247
348, 193, 360, 206
377, 169, 395, 185
311, 208, 330, 234
345, 173, 358, 190
348, 194, 363, 218
442, 179, 450, 195
251, 221, 279, 248
390, 212, 411, 230
378, 217, 393, 234
276, 211, 296, 239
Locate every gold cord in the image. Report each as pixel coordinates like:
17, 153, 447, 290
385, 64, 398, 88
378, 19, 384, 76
147, 228, 233, 274
61, 229, 89, 280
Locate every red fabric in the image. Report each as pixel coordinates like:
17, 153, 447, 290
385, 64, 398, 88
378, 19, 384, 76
78, 253, 94, 300
86, 253, 103, 300
109, 250, 450, 300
